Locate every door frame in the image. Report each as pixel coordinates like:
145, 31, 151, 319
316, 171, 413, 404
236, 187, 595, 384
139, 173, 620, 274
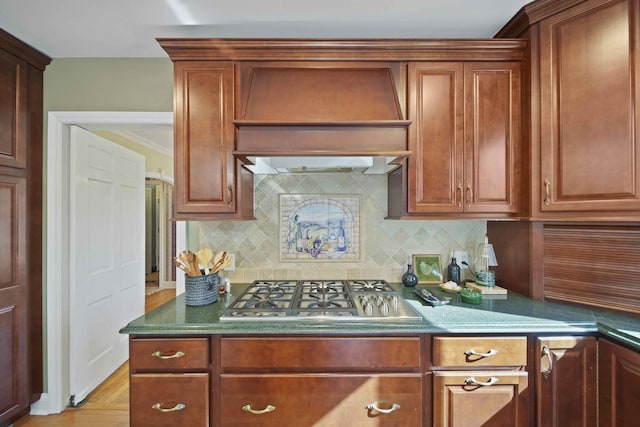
34, 111, 186, 415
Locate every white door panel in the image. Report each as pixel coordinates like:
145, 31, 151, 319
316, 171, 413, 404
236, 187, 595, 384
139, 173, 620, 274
69, 125, 145, 404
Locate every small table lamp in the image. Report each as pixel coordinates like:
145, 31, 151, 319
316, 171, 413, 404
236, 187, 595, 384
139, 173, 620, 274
473, 234, 498, 286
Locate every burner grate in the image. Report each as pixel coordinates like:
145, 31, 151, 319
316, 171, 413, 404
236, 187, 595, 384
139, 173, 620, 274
221, 279, 422, 321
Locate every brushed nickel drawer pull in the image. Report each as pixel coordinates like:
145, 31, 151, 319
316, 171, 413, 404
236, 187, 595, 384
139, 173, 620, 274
151, 350, 185, 360
242, 404, 276, 415
464, 348, 498, 358
152, 402, 186, 412
541, 345, 553, 379
465, 376, 499, 387
366, 401, 401, 414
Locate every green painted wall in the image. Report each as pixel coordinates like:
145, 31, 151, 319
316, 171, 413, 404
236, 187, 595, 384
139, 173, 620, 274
44, 58, 173, 112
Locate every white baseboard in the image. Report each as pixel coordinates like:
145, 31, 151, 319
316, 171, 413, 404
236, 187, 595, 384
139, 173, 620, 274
30, 393, 55, 416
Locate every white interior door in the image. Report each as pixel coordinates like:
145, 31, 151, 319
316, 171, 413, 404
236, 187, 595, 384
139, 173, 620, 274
69, 125, 145, 405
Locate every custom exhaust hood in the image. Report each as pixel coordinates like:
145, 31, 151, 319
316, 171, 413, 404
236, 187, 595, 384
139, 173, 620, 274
233, 63, 411, 174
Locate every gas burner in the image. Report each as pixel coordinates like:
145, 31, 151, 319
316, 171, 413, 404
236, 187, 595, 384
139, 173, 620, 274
309, 283, 339, 294
308, 300, 342, 309
220, 279, 423, 322
243, 297, 278, 310
349, 280, 394, 293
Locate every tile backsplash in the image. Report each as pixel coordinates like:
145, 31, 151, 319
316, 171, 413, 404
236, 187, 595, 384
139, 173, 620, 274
195, 173, 487, 283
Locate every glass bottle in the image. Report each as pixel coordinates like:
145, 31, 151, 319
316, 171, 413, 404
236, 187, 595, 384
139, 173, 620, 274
447, 256, 461, 285
402, 264, 419, 287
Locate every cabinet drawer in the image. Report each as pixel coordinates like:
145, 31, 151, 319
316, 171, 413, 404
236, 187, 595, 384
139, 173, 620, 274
433, 371, 529, 427
221, 336, 421, 372
130, 373, 209, 427
433, 336, 527, 367
130, 337, 209, 371
220, 373, 422, 426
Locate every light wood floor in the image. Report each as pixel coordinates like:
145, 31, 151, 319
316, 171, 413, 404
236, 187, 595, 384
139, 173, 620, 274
13, 288, 176, 427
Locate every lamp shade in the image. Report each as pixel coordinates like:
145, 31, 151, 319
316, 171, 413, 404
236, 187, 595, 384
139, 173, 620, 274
473, 234, 498, 271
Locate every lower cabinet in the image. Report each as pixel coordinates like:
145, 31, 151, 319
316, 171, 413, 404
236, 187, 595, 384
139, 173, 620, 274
433, 371, 529, 426
130, 373, 209, 426
220, 374, 422, 426
599, 338, 640, 427
431, 335, 529, 427
535, 336, 597, 427
128, 336, 211, 426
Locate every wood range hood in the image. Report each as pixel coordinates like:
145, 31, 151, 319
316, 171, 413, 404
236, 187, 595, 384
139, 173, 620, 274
232, 62, 412, 168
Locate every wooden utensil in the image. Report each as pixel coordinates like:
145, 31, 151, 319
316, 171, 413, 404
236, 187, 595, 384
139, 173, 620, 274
211, 251, 228, 274
196, 248, 214, 274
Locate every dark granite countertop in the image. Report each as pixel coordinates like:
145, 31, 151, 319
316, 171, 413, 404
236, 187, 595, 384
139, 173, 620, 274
120, 283, 640, 351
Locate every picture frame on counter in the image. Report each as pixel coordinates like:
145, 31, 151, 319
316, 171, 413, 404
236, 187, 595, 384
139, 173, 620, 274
412, 254, 442, 284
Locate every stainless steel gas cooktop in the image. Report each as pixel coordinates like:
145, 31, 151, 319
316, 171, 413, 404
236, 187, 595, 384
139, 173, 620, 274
221, 279, 422, 322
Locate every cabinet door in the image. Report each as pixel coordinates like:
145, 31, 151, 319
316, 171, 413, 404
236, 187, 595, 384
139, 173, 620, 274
0, 176, 27, 423
599, 338, 640, 427
130, 373, 209, 427
220, 374, 422, 426
408, 62, 464, 213
535, 336, 597, 427
433, 371, 529, 427
407, 62, 520, 215
539, 0, 640, 213
173, 61, 236, 216
0, 49, 28, 169
464, 62, 520, 214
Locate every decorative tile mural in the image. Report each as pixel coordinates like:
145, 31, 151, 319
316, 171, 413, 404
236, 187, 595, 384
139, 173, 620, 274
196, 173, 487, 283
280, 194, 360, 262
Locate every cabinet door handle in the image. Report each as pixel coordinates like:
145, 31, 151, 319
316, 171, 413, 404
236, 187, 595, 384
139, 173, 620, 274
466, 184, 472, 208
227, 185, 233, 207
152, 402, 186, 412
543, 179, 551, 206
465, 376, 499, 387
242, 404, 276, 415
541, 345, 553, 379
464, 348, 498, 358
457, 184, 463, 207
366, 401, 401, 414
151, 350, 185, 360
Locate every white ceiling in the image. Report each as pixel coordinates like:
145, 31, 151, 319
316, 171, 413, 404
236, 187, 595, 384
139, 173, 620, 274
0, 0, 530, 58
0, 0, 530, 157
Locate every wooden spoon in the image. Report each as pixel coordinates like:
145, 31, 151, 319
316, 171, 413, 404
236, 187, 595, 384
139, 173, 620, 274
196, 248, 213, 274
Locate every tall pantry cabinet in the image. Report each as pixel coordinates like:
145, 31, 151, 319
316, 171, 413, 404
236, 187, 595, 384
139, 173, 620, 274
0, 28, 49, 425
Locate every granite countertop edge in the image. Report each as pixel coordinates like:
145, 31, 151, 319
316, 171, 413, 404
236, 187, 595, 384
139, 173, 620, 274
121, 284, 640, 351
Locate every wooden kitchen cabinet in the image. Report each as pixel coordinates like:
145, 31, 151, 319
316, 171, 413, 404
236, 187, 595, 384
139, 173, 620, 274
172, 60, 254, 219
535, 336, 597, 427
404, 61, 521, 217
498, 0, 640, 219
599, 338, 640, 427
538, 0, 640, 215
431, 335, 529, 427
219, 335, 423, 426
128, 336, 211, 426
0, 29, 49, 426
220, 374, 422, 426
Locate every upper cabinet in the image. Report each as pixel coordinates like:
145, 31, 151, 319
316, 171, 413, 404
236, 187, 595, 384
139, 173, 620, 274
172, 61, 254, 219
159, 39, 525, 219
400, 61, 521, 217
0, 49, 28, 169
499, 0, 640, 219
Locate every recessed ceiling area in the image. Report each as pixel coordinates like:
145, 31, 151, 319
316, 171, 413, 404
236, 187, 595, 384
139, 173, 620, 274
0, 0, 530, 58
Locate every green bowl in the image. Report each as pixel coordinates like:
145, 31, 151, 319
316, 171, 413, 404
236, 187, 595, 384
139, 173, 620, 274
460, 288, 482, 304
